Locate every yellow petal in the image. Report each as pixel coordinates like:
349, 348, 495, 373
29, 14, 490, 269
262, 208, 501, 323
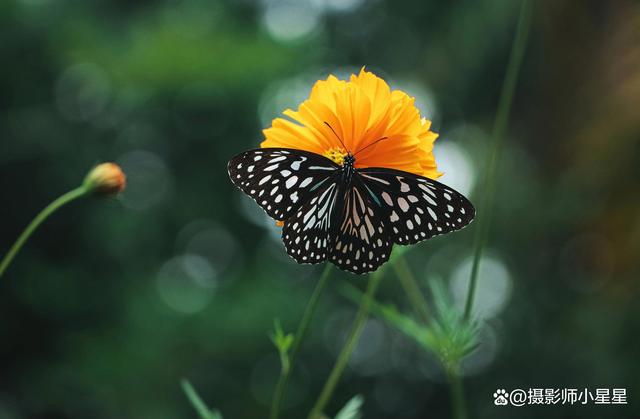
351, 68, 392, 125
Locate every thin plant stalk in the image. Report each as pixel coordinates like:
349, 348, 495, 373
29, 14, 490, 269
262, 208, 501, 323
464, 0, 533, 319
307, 268, 385, 419
0, 186, 87, 279
393, 253, 430, 324
394, 252, 468, 419
180, 379, 221, 419
447, 368, 467, 419
270, 263, 333, 419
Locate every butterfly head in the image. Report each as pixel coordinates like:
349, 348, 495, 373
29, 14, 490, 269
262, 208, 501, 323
343, 153, 355, 168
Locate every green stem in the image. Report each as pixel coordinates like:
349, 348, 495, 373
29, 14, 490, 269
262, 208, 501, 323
307, 268, 385, 419
447, 367, 467, 419
464, 0, 533, 320
270, 263, 333, 419
393, 254, 466, 419
0, 186, 87, 279
180, 379, 219, 419
393, 254, 430, 324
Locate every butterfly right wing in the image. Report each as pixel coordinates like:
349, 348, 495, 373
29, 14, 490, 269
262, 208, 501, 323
358, 167, 475, 245
227, 148, 340, 221
328, 179, 392, 274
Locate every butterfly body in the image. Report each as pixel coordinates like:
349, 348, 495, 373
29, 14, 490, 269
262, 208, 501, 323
340, 153, 356, 185
228, 147, 474, 274
331, 153, 356, 236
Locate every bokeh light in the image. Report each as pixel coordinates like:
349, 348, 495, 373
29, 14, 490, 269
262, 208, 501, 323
176, 219, 240, 282
433, 124, 483, 197
460, 323, 500, 376
55, 63, 110, 122
261, 0, 322, 42
348, 319, 391, 376
449, 253, 513, 320
156, 254, 217, 314
258, 75, 317, 127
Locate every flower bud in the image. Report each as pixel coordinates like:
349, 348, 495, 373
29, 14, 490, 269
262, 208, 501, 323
83, 163, 126, 196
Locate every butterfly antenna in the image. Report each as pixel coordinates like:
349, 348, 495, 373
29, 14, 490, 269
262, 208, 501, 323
354, 136, 388, 156
324, 122, 350, 152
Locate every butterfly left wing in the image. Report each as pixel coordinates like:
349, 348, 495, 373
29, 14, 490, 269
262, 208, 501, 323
357, 167, 475, 245
329, 181, 392, 274
228, 148, 340, 221
281, 176, 340, 265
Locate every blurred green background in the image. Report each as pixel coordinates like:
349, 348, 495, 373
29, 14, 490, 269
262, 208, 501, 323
1, 0, 639, 418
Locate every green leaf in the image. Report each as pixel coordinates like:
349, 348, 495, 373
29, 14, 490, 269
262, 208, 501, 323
338, 281, 434, 347
337, 278, 479, 373
425, 279, 480, 370
180, 379, 224, 419
334, 394, 364, 419
388, 245, 411, 263
269, 318, 295, 372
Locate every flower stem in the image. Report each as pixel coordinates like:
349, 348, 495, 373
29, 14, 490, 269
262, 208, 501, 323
447, 367, 467, 419
270, 263, 333, 419
393, 255, 467, 419
307, 268, 385, 419
464, 0, 533, 320
393, 254, 430, 324
0, 186, 87, 280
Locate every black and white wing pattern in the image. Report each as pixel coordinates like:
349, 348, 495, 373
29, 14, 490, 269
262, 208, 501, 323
282, 178, 340, 265
358, 168, 475, 245
229, 148, 474, 274
228, 148, 340, 221
329, 181, 392, 273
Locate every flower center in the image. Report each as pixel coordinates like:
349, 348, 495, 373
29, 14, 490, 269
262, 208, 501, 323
323, 147, 348, 166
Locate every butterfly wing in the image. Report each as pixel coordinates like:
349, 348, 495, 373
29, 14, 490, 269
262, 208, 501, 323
229, 149, 473, 273
329, 180, 392, 274
228, 148, 340, 221
281, 177, 341, 265
358, 167, 475, 245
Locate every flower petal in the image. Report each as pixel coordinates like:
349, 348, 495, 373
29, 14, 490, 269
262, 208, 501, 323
261, 69, 440, 178
351, 68, 392, 125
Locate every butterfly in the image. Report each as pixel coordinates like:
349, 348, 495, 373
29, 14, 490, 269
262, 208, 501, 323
227, 136, 475, 274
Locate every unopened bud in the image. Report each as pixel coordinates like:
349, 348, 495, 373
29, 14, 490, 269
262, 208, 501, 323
83, 163, 126, 196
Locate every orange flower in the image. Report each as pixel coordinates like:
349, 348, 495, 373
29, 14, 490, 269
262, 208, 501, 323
261, 68, 441, 179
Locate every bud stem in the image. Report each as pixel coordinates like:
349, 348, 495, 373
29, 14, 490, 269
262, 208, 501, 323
0, 186, 88, 280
